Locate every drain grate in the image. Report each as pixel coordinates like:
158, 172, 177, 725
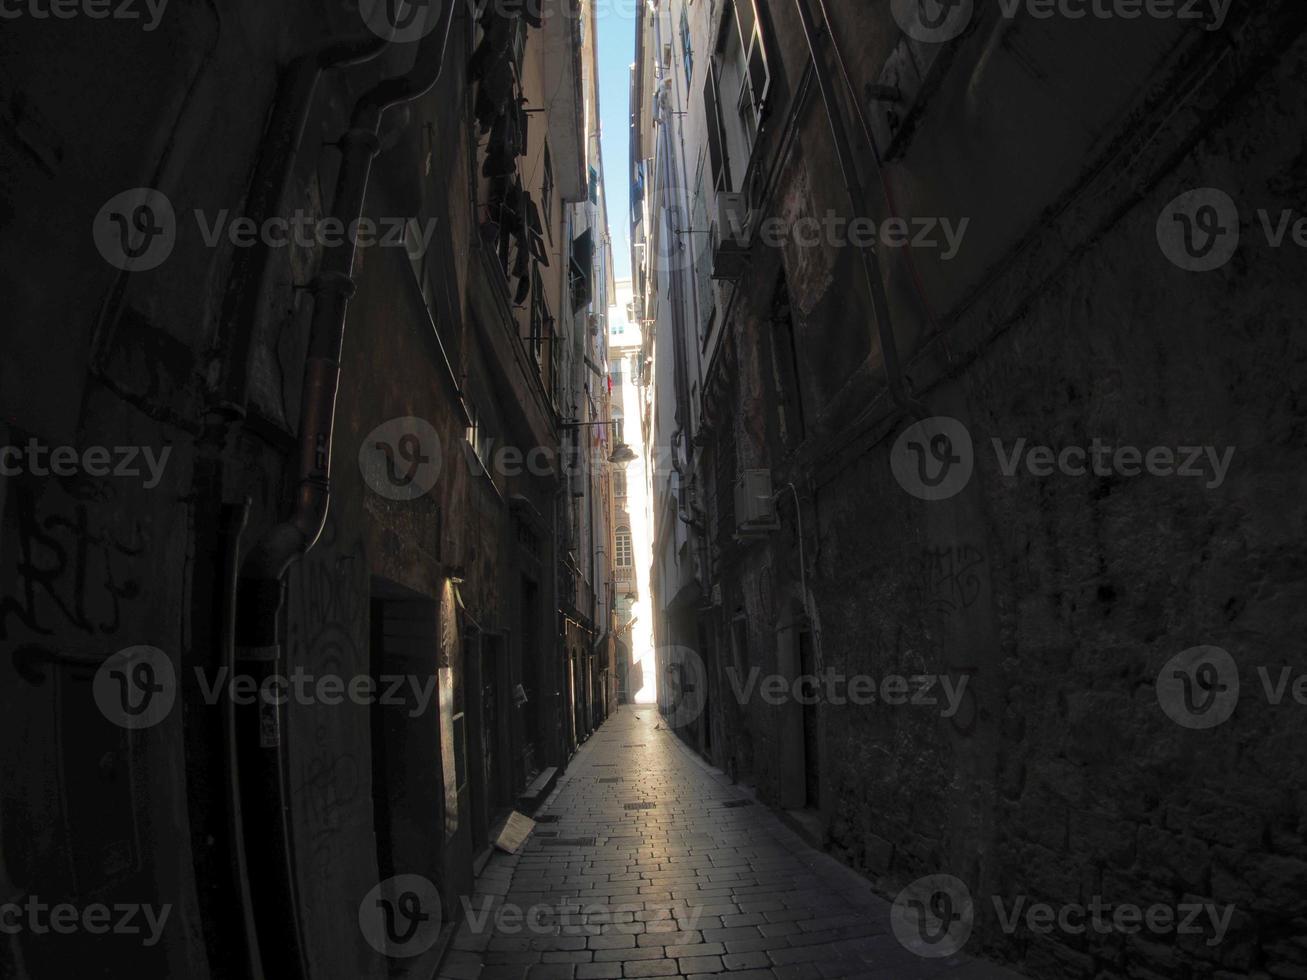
534, 831, 559, 838
720, 799, 754, 809
535, 814, 560, 823
624, 802, 656, 811
622, 743, 646, 747
597, 777, 623, 783
543, 837, 596, 847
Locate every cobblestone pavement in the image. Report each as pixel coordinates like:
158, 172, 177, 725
440, 707, 1024, 980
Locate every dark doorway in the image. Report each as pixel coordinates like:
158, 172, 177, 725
519, 576, 539, 780
798, 628, 819, 809
368, 580, 446, 934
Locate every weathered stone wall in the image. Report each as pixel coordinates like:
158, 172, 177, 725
701, 3, 1307, 977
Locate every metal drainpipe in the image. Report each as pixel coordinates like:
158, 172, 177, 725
232, 6, 458, 978
790, 0, 929, 422
199, 32, 390, 980
214, 34, 393, 417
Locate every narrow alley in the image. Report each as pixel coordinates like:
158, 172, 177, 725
440, 708, 1022, 980
1, 0, 1305, 978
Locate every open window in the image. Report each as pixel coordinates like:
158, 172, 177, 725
705, 0, 770, 195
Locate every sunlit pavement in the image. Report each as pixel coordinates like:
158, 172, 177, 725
438, 706, 1024, 980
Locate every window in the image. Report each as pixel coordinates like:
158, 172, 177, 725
613, 470, 627, 498
705, 0, 769, 193
466, 402, 491, 471
681, 6, 694, 88
610, 357, 623, 385
612, 413, 624, 444
542, 143, 554, 244
530, 265, 548, 367
615, 526, 633, 567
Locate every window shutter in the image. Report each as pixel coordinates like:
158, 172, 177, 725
702, 70, 730, 193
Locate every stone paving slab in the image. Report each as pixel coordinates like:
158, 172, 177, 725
439, 707, 1026, 980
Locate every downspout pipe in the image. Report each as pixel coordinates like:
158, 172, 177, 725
790, 0, 929, 422
233, 7, 458, 980
216, 34, 394, 416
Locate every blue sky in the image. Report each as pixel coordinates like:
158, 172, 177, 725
596, 1, 636, 281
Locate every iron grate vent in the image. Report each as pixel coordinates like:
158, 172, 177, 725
534, 831, 559, 837
542, 837, 596, 847
720, 799, 754, 808
622, 744, 646, 747
624, 802, 656, 811
597, 777, 623, 783
534, 814, 560, 823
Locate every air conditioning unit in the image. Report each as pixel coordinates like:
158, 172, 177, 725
734, 469, 778, 534
710, 192, 751, 280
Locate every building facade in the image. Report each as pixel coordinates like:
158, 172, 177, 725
0, 0, 616, 976
632, 0, 1307, 977
606, 278, 655, 704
